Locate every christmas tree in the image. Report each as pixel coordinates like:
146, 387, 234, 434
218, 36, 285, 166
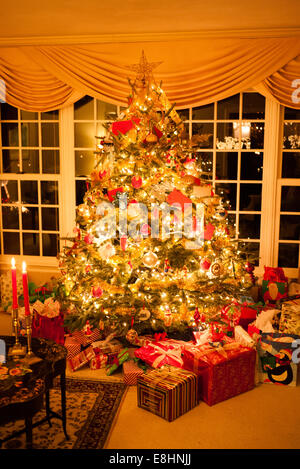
57, 52, 254, 340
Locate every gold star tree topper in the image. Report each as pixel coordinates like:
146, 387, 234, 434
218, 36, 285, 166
127, 51, 163, 86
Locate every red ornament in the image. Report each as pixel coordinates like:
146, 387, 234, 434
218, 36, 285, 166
120, 235, 127, 251
92, 286, 103, 298
245, 262, 255, 285
84, 234, 94, 244
194, 307, 200, 325
200, 258, 211, 271
131, 176, 143, 189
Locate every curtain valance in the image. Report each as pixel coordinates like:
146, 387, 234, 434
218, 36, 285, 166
1, 37, 300, 111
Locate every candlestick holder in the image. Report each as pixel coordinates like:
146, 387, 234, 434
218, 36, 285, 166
9, 307, 26, 358
25, 314, 37, 361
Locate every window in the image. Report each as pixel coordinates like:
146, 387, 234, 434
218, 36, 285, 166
0, 103, 60, 259
275, 106, 300, 273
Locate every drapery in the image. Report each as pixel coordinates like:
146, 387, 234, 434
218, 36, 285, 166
1, 37, 300, 111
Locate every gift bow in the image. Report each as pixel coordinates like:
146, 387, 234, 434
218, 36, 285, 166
186, 340, 244, 368
154, 332, 167, 343
150, 344, 183, 368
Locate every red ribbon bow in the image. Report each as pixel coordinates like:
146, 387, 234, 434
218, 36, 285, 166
154, 332, 167, 342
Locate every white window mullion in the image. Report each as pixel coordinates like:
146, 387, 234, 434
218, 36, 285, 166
259, 99, 282, 273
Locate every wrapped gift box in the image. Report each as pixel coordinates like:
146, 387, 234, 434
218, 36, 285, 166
182, 338, 256, 406
89, 353, 108, 370
64, 336, 81, 359
92, 338, 123, 355
279, 300, 300, 335
123, 360, 145, 385
67, 346, 95, 372
137, 366, 199, 421
134, 340, 185, 369
72, 327, 101, 346
257, 332, 300, 386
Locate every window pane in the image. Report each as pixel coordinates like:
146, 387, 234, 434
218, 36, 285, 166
43, 233, 59, 256
1, 123, 19, 146
74, 123, 95, 148
20, 110, 38, 120
3, 232, 20, 254
42, 150, 60, 174
97, 100, 117, 120
21, 123, 39, 147
0, 103, 18, 120
2, 149, 19, 173
242, 93, 265, 119
239, 214, 261, 239
41, 123, 59, 147
215, 183, 237, 210
74, 96, 94, 120
76, 180, 87, 206
283, 122, 300, 149
278, 243, 299, 268
240, 183, 262, 211
41, 110, 59, 120
22, 149, 39, 173
23, 233, 40, 256
22, 207, 39, 230
281, 186, 300, 212
217, 94, 239, 120
241, 152, 263, 180
41, 181, 59, 205
249, 123, 264, 149
192, 103, 214, 120
177, 109, 190, 121
21, 181, 38, 204
1, 180, 18, 203
279, 215, 300, 240
75, 150, 95, 177
195, 152, 213, 179
216, 152, 238, 180
284, 107, 300, 120
42, 207, 59, 231
191, 123, 213, 148
238, 241, 260, 266
282, 152, 300, 178
2, 206, 19, 229
217, 123, 240, 149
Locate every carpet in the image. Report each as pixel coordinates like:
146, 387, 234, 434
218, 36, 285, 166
0, 378, 128, 449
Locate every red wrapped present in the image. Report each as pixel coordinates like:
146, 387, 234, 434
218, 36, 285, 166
64, 336, 81, 359
67, 346, 95, 372
72, 327, 101, 346
123, 360, 145, 385
134, 341, 185, 369
89, 353, 108, 370
137, 366, 199, 421
182, 338, 256, 406
31, 311, 65, 345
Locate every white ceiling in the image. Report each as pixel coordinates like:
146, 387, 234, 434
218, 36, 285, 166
1, 0, 300, 40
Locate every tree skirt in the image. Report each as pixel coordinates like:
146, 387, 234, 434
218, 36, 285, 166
0, 378, 127, 449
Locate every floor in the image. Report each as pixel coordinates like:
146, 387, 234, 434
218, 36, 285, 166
1, 312, 300, 449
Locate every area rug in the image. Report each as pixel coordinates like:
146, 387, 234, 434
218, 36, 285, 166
0, 378, 128, 449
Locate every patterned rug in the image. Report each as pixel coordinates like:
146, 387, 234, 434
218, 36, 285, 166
0, 378, 127, 449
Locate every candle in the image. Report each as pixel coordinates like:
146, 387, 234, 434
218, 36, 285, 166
22, 261, 31, 317
11, 258, 18, 309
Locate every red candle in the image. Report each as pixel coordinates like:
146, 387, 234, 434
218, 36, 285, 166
11, 258, 18, 309
22, 261, 31, 316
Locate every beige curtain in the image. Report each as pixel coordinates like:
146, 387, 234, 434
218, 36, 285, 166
1, 37, 300, 111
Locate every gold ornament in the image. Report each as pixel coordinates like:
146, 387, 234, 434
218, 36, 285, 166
126, 328, 139, 344
146, 133, 158, 143
138, 307, 151, 321
210, 262, 224, 277
143, 251, 158, 268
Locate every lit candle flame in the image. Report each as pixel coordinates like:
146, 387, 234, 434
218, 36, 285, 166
11, 257, 16, 269
22, 261, 27, 273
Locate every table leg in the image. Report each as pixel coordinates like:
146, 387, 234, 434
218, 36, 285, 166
25, 417, 33, 449
60, 371, 69, 440
45, 390, 52, 427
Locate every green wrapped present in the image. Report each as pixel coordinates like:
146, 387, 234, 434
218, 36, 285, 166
106, 348, 129, 375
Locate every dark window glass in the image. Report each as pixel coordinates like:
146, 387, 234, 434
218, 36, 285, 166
242, 93, 265, 119
20, 110, 38, 120
3, 232, 20, 254
1, 180, 18, 203
2, 149, 19, 173
279, 215, 300, 240
97, 100, 117, 120
195, 152, 213, 179
21, 181, 38, 204
21, 123, 39, 147
2, 206, 19, 229
216, 152, 238, 180
238, 241, 260, 266
241, 152, 263, 180
43, 233, 59, 256
22, 150, 39, 173
282, 152, 300, 178
76, 180, 87, 206
217, 94, 239, 120
41, 110, 59, 120
42, 150, 60, 174
192, 103, 214, 120
75, 150, 96, 177
284, 107, 300, 120
1, 123, 19, 146
281, 186, 300, 212
22, 207, 39, 230
249, 123, 264, 149
177, 109, 190, 121
240, 183, 262, 211
283, 122, 300, 149
23, 233, 40, 256
74, 96, 94, 120
42, 207, 59, 231
191, 123, 213, 148
0, 103, 18, 120
41, 123, 59, 147
74, 123, 95, 148
278, 243, 299, 268
216, 123, 240, 149
215, 183, 237, 210
41, 181, 59, 205
239, 214, 261, 239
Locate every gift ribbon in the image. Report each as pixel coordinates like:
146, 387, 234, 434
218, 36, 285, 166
150, 344, 183, 368
185, 340, 245, 372
154, 332, 167, 343
145, 366, 196, 402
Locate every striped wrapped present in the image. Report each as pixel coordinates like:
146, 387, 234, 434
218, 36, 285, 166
137, 366, 199, 421
67, 346, 95, 372
72, 327, 101, 346
64, 336, 81, 359
123, 360, 145, 385
89, 353, 108, 370
92, 338, 123, 355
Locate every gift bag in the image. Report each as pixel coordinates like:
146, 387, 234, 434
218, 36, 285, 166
31, 311, 65, 345
257, 333, 300, 386
279, 300, 300, 335
262, 267, 288, 303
